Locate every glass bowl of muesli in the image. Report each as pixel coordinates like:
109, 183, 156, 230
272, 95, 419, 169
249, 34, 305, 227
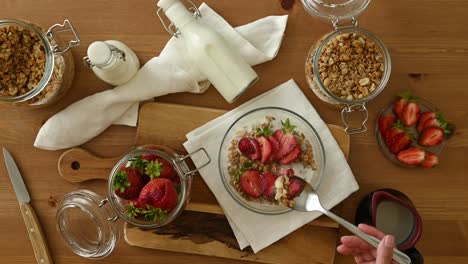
219, 107, 325, 215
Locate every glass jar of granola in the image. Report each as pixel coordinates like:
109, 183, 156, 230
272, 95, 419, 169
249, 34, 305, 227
0, 19, 80, 107
302, 0, 391, 134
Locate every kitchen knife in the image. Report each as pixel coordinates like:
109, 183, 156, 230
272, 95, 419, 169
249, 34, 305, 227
3, 148, 53, 264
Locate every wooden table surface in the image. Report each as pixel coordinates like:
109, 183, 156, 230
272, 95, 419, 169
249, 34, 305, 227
1, 0, 467, 263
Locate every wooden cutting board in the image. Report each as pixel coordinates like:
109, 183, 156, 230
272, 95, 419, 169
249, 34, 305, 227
58, 102, 350, 264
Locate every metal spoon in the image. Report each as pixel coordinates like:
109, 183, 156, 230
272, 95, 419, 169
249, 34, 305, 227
293, 181, 412, 264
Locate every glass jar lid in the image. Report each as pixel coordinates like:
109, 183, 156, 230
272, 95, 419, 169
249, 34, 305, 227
56, 190, 120, 259
301, 0, 370, 24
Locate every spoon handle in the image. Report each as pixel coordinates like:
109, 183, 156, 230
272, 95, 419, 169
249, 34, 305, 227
322, 209, 411, 264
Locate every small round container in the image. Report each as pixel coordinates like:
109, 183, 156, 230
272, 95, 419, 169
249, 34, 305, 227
302, 0, 392, 134
376, 97, 452, 167
355, 189, 424, 264
0, 19, 80, 107
56, 145, 210, 259
219, 107, 326, 215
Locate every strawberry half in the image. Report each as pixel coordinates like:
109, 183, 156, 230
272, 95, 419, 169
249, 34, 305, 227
257, 136, 273, 163
385, 121, 405, 148
113, 167, 145, 200
421, 152, 439, 168
390, 133, 412, 154
419, 127, 444, 147
397, 147, 425, 165
378, 115, 397, 139
279, 146, 302, 165
421, 112, 451, 135
288, 176, 306, 200
238, 138, 261, 161
417, 111, 436, 133
394, 91, 417, 120
239, 169, 262, 198
401, 101, 421, 127
274, 131, 298, 159
138, 178, 178, 210
268, 135, 280, 161
260, 172, 277, 200
279, 168, 295, 178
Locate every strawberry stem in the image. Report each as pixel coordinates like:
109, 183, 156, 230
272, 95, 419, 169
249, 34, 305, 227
281, 118, 297, 134
113, 170, 130, 193
397, 91, 419, 102
145, 160, 164, 180
129, 156, 148, 174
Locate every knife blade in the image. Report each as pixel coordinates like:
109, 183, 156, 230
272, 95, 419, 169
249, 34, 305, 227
3, 148, 53, 264
3, 148, 30, 204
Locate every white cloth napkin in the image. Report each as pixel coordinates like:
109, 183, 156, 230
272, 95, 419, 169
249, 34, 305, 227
183, 79, 360, 253
34, 3, 288, 150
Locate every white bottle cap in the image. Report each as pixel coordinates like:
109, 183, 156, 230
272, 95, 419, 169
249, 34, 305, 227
87, 41, 112, 66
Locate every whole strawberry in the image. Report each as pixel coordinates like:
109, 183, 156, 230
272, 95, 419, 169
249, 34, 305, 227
113, 167, 144, 200
139, 178, 178, 210
140, 154, 177, 179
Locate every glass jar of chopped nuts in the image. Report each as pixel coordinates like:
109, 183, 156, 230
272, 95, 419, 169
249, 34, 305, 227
302, 0, 391, 134
0, 19, 80, 107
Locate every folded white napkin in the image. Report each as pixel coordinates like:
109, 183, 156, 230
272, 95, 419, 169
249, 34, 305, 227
183, 79, 360, 253
34, 3, 288, 150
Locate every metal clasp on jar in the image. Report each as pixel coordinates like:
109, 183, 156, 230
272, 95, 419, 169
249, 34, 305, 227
46, 19, 81, 55
332, 16, 358, 30
341, 103, 369, 134
156, 0, 202, 38
176, 148, 211, 180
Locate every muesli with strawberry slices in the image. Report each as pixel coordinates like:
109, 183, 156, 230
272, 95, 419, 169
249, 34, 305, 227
227, 117, 317, 208
112, 153, 181, 222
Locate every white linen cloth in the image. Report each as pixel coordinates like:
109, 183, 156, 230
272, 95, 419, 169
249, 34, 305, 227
183, 79, 360, 253
34, 3, 288, 150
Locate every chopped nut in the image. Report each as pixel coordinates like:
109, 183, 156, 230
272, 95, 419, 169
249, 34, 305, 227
359, 77, 370, 86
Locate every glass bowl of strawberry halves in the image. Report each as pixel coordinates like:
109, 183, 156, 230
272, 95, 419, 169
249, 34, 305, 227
219, 107, 326, 215
56, 145, 210, 259
376, 92, 454, 168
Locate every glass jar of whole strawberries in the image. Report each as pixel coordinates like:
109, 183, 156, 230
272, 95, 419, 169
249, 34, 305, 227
56, 145, 210, 259
302, 0, 391, 134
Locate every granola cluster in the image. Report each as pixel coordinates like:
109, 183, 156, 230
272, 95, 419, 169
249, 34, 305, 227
317, 32, 385, 101
0, 24, 64, 104
0, 25, 45, 97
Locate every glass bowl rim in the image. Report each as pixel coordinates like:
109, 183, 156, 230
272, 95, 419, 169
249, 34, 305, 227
218, 106, 326, 215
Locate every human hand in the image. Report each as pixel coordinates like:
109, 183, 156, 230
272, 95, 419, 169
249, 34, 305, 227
337, 224, 397, 264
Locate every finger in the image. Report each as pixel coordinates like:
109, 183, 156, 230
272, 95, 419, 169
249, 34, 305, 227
358, 224, 387, 239
376, 235, 395, 264
341, 235, 373, 250
337, 245, 365, 255
354, 255, 365, 264
361, 252, 376, 262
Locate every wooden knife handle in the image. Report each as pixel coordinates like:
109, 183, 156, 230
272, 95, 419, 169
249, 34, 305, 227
58, 148, 121, 183
20, 203, 53, 264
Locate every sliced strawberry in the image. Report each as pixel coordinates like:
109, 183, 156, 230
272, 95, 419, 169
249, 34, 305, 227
268, 135, 280, 161
257, 136, 273, 163
422, 118, 441, 130
417, 111, 436, 133
238, 138, 261, 161
239, 169, 262, 198
279, 168, 295, 178
274, 129, 298, 159
394, 98, 408, 119
397, 148, 425, 165
401, 102, 421, 127
279, 146, 302, 165
421, 152, 439, 168
419, 127, 444, 147
378, 115, 397, 139
385, 125, 404, 148
138, 178, 178, 210
390, 133, 412, 154
259, 172, 277, 200
113, 167, 144, 200
287, 176, 306, 200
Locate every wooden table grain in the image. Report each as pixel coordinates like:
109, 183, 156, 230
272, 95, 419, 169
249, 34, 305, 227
1, 0, 467, 263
